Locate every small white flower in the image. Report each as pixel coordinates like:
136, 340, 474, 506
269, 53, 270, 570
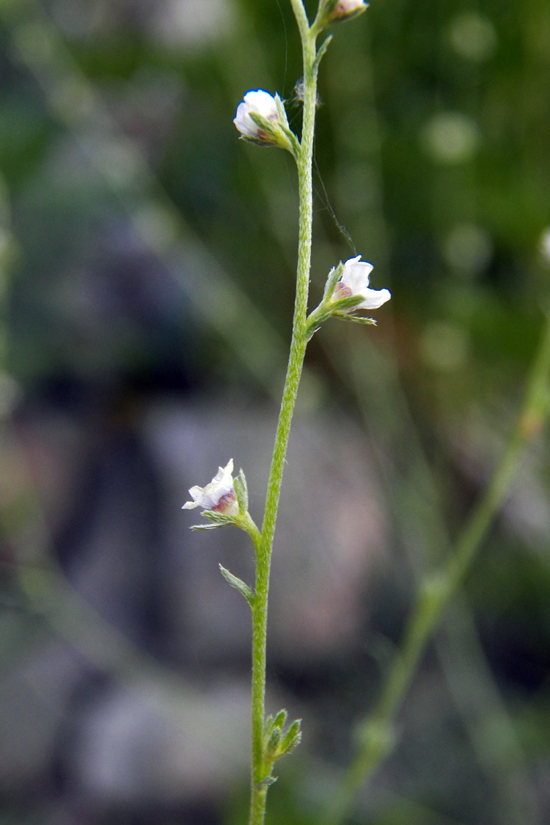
332, 0, 368, 19
234, 90, 280, 141
182, 459, 239, 515
332, 256, 391, 311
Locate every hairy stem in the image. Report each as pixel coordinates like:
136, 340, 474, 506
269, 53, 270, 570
248, 4, 320, 823
324, 310, 550, 825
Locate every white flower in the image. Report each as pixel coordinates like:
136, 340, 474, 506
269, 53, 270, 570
234, 90, 280, 141
332, 256, 391, 311
182, 459, 239, 515
332, 0, 368, 19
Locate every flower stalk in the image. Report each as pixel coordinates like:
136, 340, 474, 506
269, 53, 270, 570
248, 5, 320, 821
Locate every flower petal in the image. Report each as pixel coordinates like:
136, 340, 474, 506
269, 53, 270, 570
357, 287, 392, 310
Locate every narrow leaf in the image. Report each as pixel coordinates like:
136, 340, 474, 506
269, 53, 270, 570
219, 564, 255, 606
314, 34, 333, 73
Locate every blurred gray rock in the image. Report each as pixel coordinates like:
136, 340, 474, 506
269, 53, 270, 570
143, 399, 388, 665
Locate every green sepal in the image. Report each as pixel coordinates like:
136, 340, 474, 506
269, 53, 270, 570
274, 93, 290, 129
333, 312, 377, 325
279, 719, 302, 756
322, 261, 344, 303
219, 564, 255, 606
233, 469, 249, 515
266, 727, 282, 757
190, 510, 236, 530
272, 709, 288, 729
191, 522, 228, 531
303, 262, 344, 340
262, 712, 302, 761
330, 293, 365, 312
246, 111, 297, 156
204, 509, 235, 522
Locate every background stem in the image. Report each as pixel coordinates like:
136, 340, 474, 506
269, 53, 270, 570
323, 310, 550, 825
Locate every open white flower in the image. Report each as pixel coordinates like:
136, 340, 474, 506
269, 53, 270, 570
332, 256, 391, 311
234, 90, 280, 141
182, 459, 239, 515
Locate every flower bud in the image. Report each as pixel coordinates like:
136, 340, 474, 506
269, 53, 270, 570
318, 0, 369, 28
234, 90, 297, 154
330, 0, 369, 23
234, 91, 279, 140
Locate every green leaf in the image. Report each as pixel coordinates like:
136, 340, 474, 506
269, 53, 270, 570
219, 564, 255, 606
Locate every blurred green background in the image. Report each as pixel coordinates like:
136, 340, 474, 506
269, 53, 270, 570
0, 0, 550, 823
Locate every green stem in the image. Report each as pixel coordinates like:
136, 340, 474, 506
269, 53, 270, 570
248, 6, 320, 824
324, 310, 550, 825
